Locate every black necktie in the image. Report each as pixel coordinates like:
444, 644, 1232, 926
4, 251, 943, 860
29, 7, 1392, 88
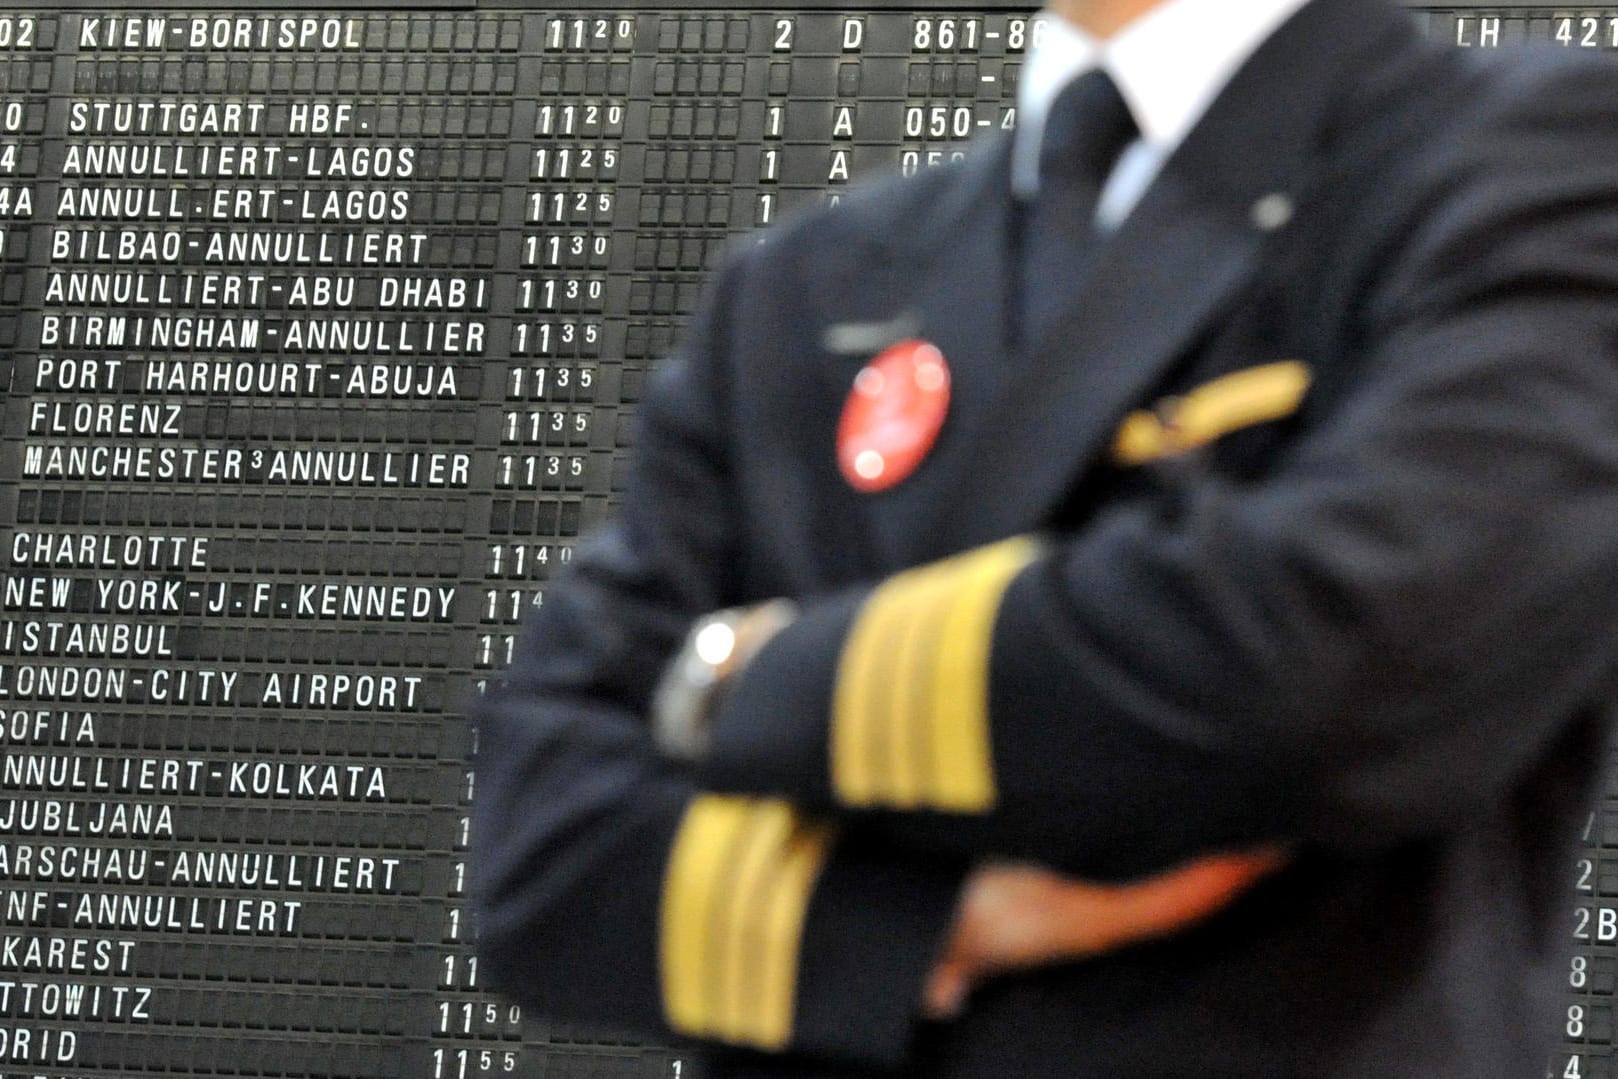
1018, 69, 1139, 345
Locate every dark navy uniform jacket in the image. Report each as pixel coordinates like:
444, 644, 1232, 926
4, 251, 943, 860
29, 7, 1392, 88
472, 0, 1618, 1074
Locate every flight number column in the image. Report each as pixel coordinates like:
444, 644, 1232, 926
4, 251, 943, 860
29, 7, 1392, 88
1416, 8, 1618, 48
897, 11, 1019, 179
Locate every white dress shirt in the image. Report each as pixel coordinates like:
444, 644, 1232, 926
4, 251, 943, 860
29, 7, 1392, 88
1013, 0, 1312, 227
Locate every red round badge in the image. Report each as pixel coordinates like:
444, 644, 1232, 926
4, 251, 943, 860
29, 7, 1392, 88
836, 339, 951, 493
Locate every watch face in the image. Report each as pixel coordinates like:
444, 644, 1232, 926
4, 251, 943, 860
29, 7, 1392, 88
693, 619, 739, 668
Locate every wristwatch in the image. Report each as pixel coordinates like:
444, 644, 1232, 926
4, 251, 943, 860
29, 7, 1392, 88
652, 598, 797, 762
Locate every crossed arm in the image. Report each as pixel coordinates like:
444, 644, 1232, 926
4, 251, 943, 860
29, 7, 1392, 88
471, 255, 1289, 1065
665, 597, 1284, 1021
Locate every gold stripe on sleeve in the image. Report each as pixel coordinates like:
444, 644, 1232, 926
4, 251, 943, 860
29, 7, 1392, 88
879, 564, 958, 808
924, 537, 1037, 812
751, 815, 836, 1049
831, 536, 1039, 813
660, 794, 751, 1039
660, 795, 834, 1051
716, 802, 795, 1040
831, 560, 922, 805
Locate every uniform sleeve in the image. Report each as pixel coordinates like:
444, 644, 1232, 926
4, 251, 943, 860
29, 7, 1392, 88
469, 252, 966, 1068
700, 63, 1618, 879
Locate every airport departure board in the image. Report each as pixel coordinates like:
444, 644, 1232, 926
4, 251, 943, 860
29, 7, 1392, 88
0, 3, 1608, 1076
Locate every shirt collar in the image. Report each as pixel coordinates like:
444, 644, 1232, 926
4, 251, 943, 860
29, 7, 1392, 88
1105, 0, 1312, 148
1015, 0, 1312, 186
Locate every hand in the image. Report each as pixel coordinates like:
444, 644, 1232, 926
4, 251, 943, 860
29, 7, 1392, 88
922, 850, 1286, 1019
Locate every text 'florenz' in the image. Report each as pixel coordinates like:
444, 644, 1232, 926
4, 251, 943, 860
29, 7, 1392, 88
28, 400, 181, 436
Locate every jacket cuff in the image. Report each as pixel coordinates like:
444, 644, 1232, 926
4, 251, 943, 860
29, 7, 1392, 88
703, 589, 862, 805
791, 830, 968, 1067
706, 537, 1039, 817
659, 795, 965, 1068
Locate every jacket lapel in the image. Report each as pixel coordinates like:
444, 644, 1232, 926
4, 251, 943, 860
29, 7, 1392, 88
902, 137, 1022, 484
818, 138, 1034, 565
889, 0, 1416, 544
984, 149, 1279, 518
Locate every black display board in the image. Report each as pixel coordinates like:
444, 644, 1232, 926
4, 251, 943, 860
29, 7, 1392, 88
0, 3, 1606, 1076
